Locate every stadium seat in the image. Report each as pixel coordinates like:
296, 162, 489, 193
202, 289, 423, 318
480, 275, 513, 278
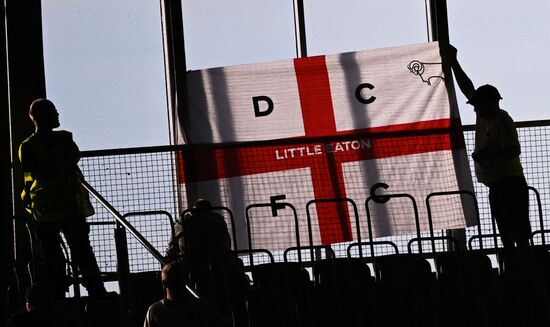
433, 251, 498, 327
247, 292, 302, 327
251, 262, 311, 295
189, 259, 251, 327
85, 292, 130, 327
309, 257, 375, 327
373, 253, 435, 327
250, 262, 311, 327
313, 257, 373, 290
495, 246, 550, 326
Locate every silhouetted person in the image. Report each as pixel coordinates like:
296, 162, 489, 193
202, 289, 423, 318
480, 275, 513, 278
143, 262, 232, 327
181, 199, 232, 267
18, 98, 106, 298
4, 283, 53, 327
173, 199, 249, 326
444, 45, 531, 248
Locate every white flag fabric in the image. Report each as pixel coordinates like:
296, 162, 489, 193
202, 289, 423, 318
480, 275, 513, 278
177, 42, 476, 251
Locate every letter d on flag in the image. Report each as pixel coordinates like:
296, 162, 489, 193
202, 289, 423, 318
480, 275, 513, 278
253, 96, 274, 117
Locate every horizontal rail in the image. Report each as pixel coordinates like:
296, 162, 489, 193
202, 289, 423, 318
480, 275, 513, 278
78, 120, 550, 157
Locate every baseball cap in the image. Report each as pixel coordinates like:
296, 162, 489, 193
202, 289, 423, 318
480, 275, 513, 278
466, 84, 502, 105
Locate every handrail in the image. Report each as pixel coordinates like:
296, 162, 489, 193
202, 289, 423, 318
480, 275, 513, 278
347, 241, 399, 259
407, 236, 458, 254
79, 177, 166, 264
123, 210, 175, 238
468, 233, 501, 251
283, 245, 336, 262
461, 119, 550, 132
306, 198, 359, 260
527, 186, 545, 245
426, 190, 481, 251
79, 120, 550, 157
79, 176, 235, 326
245, 202, 300, 266
365, 191, 421, 259
233, 249, 275, 265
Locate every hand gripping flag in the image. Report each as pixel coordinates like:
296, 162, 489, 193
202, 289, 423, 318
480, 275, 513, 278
176, 42, 476, 251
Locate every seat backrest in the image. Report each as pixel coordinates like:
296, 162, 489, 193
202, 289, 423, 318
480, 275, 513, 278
313, 257, 373, 292
498, 246, 550, 280
246, 293, 301, 327
374, 253, 433, 285
251, 262, 311, 295
435, 251, 494, 283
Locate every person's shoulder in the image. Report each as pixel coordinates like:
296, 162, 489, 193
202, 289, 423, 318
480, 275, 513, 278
54, 130, 73, 139
497, 108, 510, 117
187, 210, 219, 219
147, 299, 165, 311
495, 109, 516, 124
19, 134, 35, 147
194, 210, 225, 222
144, 300, 164, 327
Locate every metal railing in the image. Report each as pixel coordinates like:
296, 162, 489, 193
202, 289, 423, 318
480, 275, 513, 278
78, 176, 233, 326
76, 120, 550, 271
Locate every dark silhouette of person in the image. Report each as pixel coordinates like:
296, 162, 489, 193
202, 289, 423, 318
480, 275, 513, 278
18, 98, 106, 298
443, 45, 531, 248
173, 199, 249, 327
4, 283, 53, 327
143, 262, 232, 327
181, 199, 232, 267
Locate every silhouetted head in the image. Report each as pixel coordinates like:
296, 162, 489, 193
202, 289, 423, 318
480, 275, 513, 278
467, 84, 502, 117
467, 84, 502, 105
192, 198, 212, 210
161, 262, 186, 298
29, 98, 60, 131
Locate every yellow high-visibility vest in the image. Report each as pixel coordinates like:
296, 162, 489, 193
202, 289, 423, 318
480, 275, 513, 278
19, 130, 94, 221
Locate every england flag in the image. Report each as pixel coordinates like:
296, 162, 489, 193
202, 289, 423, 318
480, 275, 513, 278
176, 42, 476, 251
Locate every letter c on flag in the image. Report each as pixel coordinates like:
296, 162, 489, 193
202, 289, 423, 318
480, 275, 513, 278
253, 96, 274, 117
355, 83, 376, 104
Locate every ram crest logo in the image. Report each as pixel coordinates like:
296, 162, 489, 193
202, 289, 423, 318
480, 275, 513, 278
408, 60, 445, 86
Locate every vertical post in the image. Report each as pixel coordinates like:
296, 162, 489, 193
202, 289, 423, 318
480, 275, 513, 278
4, 0, 47, 310
1, 1, 14, 322
427, 0, 467, 251
426, 0, 449, 43
160, 0, 189, 145
159, 0, 195, 215
293, 0, 308, 58
114, 222, 132, 325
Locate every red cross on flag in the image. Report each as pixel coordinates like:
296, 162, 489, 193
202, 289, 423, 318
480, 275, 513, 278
176, 42, 476, 251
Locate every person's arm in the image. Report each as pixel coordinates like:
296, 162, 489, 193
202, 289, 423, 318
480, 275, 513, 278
62, 132, 81, 174
441, 44, 476, 100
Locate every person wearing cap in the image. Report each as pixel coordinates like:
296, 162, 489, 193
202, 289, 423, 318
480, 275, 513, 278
443, 45, 530, 248
18, 98, 107, 298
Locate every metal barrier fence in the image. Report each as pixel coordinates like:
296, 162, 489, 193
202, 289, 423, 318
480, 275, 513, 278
79, 120, 550, 273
